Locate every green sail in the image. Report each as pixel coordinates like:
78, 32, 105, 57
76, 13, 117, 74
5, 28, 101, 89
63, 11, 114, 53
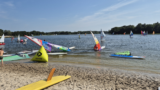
115, 51, 131, 56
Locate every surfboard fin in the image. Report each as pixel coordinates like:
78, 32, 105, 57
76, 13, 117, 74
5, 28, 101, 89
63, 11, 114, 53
47, 68, 56, 81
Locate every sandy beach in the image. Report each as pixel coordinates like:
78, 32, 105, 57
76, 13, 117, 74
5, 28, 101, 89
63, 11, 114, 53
0, 62, 160, 90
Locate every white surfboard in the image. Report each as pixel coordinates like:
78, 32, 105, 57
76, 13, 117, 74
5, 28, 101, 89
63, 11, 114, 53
48, 52, 67, 55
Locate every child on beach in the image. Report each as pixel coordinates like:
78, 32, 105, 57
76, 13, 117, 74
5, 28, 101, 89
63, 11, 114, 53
0, 48, 4, 66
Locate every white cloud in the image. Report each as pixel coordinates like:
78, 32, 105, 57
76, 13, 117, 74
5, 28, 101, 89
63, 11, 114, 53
79, 0, 137, 22
64, 0, 138, 30
155, 10, 160, 13
4, 1, 14, 7
0, 10, 6, 14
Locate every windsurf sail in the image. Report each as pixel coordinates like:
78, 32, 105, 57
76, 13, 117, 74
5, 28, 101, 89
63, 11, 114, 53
18, 35, 20, 41
0, 34, 5, 42
130, 31, 133, 36
141, 30, 143, 35
91, 31, 101, 51
47, 43, 71, 52
143, 31, 145, 35
25, 35, 72, 52
24, 35, 52, 52
100, 29, 105, 41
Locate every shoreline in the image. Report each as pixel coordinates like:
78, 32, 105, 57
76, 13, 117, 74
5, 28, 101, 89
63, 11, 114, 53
0, 62, 160, 90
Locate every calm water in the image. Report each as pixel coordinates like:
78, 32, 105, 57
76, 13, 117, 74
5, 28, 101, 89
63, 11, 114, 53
3, 34, 160, 74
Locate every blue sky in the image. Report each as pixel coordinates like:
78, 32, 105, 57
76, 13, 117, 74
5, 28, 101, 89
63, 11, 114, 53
0, 0, 160, 32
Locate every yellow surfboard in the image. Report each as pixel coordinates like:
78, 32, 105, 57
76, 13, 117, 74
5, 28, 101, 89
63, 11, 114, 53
31, 46, 48, 62
16, 75, 71, 90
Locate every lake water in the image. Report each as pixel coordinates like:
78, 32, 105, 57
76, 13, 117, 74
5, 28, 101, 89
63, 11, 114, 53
2, 34, 160, 74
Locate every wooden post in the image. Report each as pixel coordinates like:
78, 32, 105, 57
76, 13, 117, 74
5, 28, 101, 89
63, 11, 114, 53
47, 68, 56, 81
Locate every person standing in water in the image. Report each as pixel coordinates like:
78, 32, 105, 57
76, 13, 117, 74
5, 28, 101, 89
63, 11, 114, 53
94, 45, 98, 51
11, 36, 14, 42
0, 48, 4, 66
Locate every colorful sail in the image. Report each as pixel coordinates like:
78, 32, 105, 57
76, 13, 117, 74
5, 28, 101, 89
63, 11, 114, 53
48, 43, 70, 52
141, 30, 143, 35
25, 35, 52, 52
42, 41, 52, 52
25, 35, 71, 52
100, 29, 105, 41
91, 31, 101, 51
143, 31, 145, 35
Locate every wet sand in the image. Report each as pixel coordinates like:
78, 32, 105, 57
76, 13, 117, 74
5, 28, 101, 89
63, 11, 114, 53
0, 62, 160, 90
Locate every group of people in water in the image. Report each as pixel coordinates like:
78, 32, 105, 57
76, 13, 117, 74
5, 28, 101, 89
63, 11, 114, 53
11, 36, 28, 44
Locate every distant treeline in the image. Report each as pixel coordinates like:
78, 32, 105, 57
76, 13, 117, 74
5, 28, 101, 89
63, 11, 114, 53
1, 22, 160, 36
0, 29, 108, 36
108, 22, 160, 34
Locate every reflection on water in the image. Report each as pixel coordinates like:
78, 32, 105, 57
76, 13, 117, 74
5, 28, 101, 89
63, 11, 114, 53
0, 45, 5, 49
3, 35, 160, 74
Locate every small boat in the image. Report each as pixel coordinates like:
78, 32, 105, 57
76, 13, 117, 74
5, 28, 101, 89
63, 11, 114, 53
0, 34, 5, 45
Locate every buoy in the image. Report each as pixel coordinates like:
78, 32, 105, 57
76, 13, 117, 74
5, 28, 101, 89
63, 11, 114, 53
20, 39, 23, 42
31, 46, 48, 62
